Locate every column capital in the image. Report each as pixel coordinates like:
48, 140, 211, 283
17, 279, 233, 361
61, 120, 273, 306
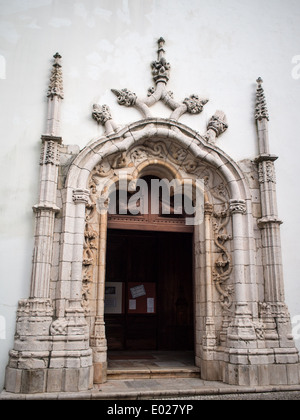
229, 199, 247, 215
72, 189, 90, 205
204, 202, 214, 216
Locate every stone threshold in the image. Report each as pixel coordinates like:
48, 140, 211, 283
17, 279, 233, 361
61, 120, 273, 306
1, 383, 300, 400
107, 367, 200, 380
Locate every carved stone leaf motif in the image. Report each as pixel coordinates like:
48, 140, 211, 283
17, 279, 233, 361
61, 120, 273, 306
81, 190, 99, 314
212, 207, 234, 311
183, 95, 209, 114
111, 89, 137, 107
151, 57, 171, 84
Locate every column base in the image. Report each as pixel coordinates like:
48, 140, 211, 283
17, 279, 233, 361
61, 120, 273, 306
5, 366, 93, 394
5, 299, 94, 394
224, 362, 300, 387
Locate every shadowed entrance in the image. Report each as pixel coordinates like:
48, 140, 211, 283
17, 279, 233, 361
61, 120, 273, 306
104, 229, 194, 352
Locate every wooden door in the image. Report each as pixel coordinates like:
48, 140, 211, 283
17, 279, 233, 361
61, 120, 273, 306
104, 230, 194, 351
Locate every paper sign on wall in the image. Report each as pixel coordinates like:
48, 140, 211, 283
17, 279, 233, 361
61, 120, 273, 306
129, 299, 137, 310
104, 282, 123, 314
130, 285, 146, 299
147, 298, 155, 314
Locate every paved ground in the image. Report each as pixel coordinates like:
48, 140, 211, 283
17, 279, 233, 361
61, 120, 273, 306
162, 391, 300, 400
2, 378, 300, 400
2, 352, 300, 400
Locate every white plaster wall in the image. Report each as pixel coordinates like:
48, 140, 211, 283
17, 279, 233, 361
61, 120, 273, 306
1, 0, 300, 390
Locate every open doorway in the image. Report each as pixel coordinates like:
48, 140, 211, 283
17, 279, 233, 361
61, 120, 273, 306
104, 229, 194, 352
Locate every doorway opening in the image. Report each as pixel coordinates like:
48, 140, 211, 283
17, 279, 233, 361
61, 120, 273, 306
103, 176, 196, 374
105, 229, 194, 351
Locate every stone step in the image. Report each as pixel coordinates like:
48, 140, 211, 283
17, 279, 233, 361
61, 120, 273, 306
107, 367, 200, 380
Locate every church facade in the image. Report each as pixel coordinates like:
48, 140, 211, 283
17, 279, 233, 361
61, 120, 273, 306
4, 38, 300, 394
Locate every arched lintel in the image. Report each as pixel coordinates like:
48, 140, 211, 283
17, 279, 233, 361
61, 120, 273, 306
66, 118, 251, 202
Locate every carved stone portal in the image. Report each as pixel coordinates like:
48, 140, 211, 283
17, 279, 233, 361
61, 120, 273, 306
4, 40, 299, 396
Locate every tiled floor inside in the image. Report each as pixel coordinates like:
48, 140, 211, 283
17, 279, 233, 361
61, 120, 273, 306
107, 351, 196, 370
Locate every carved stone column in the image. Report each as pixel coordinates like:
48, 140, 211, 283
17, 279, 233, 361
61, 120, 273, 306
203, 203, 217, 350
48, 188, 93, 392
226, 199, 258, 350
91, 207, 108, 384
255, 78, 297, 351
5, 54, 64, 394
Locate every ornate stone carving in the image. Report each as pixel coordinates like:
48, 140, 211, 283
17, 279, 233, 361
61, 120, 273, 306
204, 202, 214, 216
253, 321, 266, 340
82, 267, 93, 315
50, 318, 68, 336
255, 77, 269, 121
81, 186, 99, 314
111, 89, 137, 107
212, 208, 234, 311
83, 222, 98, 266
151, 38, 171, 84
183, 95, 209, 114
44, 141, 60, 165
258, 161, 276, 184
229, 199, 247, 215
47, 53, 64, 100
17, 298, 53, 317
91, 38, 218, 127
205, 111, 228, 144
92, 104, 112, 125
112, 151, 129, 169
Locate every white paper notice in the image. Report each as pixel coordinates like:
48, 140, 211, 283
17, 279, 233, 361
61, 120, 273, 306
147, 298, 155, 314
130, 285, 146, 299
129, 299, 137, 310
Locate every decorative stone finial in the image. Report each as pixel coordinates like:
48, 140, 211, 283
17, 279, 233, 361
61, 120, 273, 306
157, 37, 166, 60
255, 77, 269, 121
151, 37, 171, 84
111, 89, 137, 107
92, 104, 112, 125
47, 53, 64, 100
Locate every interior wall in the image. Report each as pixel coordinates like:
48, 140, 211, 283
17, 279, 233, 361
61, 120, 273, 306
1, 0, 300, 390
